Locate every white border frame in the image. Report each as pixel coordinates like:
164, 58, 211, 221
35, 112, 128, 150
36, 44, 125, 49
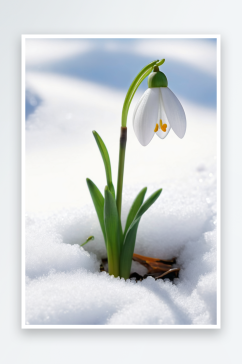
21, 34, 221, 329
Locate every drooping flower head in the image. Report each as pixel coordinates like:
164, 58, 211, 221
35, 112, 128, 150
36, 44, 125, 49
133, 62, 186, 146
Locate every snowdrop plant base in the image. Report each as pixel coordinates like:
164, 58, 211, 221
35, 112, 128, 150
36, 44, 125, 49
86, 59, 186, 279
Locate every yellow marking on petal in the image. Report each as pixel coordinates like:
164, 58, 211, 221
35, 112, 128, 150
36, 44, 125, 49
160, 119, 167, 132
154, 123, 159, 132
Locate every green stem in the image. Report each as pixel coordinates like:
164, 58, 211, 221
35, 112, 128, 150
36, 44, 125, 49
116, 59, 159, 218
121, 60, 158, 127
116, 127, 127, 218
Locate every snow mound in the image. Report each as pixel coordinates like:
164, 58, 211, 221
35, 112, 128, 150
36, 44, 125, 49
25, 235, 216, 326
25, 217, 100, 279
25, 170, 217, 325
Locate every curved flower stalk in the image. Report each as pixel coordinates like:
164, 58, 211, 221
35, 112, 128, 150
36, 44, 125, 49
85, 59, 186, 279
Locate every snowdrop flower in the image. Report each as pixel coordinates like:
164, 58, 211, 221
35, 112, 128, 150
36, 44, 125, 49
133, 65, 186, 146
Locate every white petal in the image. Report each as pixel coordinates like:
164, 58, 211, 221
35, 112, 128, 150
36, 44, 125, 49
133, 88, 160, 146
160, 87, 186, 139
156, 89, 171, 139
133, 90, 147, 122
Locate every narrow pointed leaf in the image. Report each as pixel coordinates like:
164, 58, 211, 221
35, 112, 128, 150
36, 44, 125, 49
80, 236, 94, 247
92, 131, 115, 198
120, 217, 141, 279
135, 188, 162, 221
124, 187, 147, 236
104, 187, 121, 277
120, 188, 162, 279
86, 178, 106, 244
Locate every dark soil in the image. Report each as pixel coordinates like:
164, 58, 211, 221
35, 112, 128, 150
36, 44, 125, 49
100, 255, 180, 282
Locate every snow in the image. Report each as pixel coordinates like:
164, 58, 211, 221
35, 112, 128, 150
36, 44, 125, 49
24, 38, 218, 326
25, 217, 100, 279
25, 172, 217, 325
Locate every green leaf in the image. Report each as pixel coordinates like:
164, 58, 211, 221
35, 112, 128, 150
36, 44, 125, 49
119, 217, 141, 279
120, 188, 162, 279
124, 187, 147, 237
104, 186, 121, 277
92, 131, 115, 198
86, 178, 106, 244
135, 188, 162, 221
80, 236, 94, 247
